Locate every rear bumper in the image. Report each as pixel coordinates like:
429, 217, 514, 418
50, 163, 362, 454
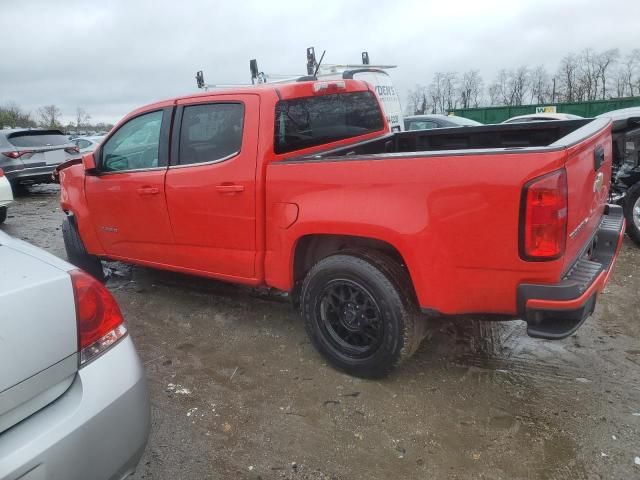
3, 165, 57, 185
0, 336, 150, 480
517, 204, 625, 339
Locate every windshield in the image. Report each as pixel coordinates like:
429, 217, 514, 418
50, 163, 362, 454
274, 91, 384, 154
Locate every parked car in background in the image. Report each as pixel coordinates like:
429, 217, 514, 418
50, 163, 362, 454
0, 129, 80, 193
597, 107, 640, 244
0, 168, 13, 224
502, 113, 584, 124
73, 135, 104, 153
404, 114, 483, 130
58, 79, 623, 378
0, 231, 150, 480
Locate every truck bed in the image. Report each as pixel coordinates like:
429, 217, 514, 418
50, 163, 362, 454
303, 119, 595, 158
267, 117, 613, 316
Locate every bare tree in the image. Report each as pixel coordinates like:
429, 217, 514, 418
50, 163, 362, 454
38, 105, 62, 128
488, 83, 501, 106
487, 68, 528, 106
428, 72, 446, 113
406, 85, 431, 115
442, 72, 458, 112
459, 70, 483, 108
530, 66, 552, 104
618, 49, 640, 97
429, 72, 459, 113
595, 48, 619, 99
576, 48, 599, 101
405, 46, 638, 114
75, 107, 91, 132
556, 54, 580, 102
508, 66, 530, 105
488, 69, 511, 106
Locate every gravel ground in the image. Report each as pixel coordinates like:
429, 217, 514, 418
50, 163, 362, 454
2, 185, 639, 480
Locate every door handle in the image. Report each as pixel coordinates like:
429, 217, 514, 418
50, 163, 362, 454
137, 186, 159, 195
216, 183, 245, 193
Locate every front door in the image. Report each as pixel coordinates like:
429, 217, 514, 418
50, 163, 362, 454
164, 94, 259, 280
85, 108, 175, 264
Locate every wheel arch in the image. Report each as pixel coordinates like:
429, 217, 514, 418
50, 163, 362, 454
290, 233, 418, 305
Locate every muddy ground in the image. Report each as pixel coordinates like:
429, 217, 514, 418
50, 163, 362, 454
2, 185, 639, 480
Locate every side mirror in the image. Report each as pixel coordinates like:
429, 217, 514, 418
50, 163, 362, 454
82, 153, 97, 172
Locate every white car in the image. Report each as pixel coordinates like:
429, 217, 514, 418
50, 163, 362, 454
502, 113, 584, 124
0, 168, 13, 224
0, 231, 150, 479
72, 135, 104, 153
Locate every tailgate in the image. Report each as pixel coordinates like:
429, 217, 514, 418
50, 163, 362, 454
558, 119, 613, 270
0, 243, 77, 433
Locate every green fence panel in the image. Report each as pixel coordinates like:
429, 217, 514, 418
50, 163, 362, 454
449, 97, 640, 123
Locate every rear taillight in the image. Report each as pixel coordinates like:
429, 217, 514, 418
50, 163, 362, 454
520, 169, 568, 260
2, 151, 31, 159
65, 146, 80, 154
0, 168, 3, 177
70, 269, 126, 365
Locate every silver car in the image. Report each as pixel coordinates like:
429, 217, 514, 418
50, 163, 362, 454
0, 129, 80, 192
0, 231, 150, 480
502, 113, 584, 123
72, 135, 104, 153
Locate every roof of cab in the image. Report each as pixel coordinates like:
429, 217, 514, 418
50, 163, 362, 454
128, 79, 373, 118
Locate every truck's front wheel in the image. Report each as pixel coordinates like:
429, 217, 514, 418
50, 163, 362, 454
624, 183, 640, 246
300, 252, 425, 378
0, 206, 6, 224
62, 216, 105, 282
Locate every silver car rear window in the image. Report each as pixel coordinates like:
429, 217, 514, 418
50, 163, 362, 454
7, 131, 69, 148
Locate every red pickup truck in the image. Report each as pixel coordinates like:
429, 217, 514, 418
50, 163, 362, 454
59, 79, 625, 377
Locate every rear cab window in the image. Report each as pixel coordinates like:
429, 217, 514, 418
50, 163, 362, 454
7, 130, 69, 148
274, 91, 384, 154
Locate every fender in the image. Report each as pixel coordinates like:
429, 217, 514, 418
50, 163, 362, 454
59, 163, 105, 256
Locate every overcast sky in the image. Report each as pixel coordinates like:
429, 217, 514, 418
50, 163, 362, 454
1, 0, 638, 125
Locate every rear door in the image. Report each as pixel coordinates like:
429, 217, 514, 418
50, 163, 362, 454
84, 108, 175, 263
164, 94, 259, 280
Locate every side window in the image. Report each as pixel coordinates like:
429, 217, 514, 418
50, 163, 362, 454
101, 110, 163, 172
408, 121, 438, 131
178, 103, 244, 166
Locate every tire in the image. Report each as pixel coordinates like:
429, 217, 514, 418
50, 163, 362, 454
10, 182, 28, 197
623, 183, 640, 246
300, 251, 425, 378
62, 216, 105, 282
0, 206, 6, 224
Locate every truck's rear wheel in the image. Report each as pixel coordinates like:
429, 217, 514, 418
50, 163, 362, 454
0, 206, 6, 224
300, 252, 425, 378
624, 183, 640, 246
62, 216, 105, 282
